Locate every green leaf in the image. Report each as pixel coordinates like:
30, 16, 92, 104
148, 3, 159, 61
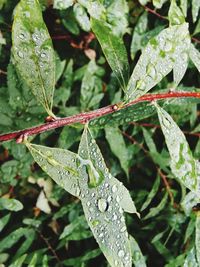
189, 44, 200, 73
140, 174, 160, 211
196, 213, 200, 265
153, 0, 167, 9
77, 125, 138, 267
129, 236, 147, 267
53, 0, 73, 10
106, 0, 129, 36
180, 0, 187, 17
90, 102, 157, 128
0, 227, 25, 252
0, 214, 11, 232
130, 12, 148, 60
73, 3, 90, 32
181, 191, 200, 216
12, 0, 55, 117
9, 254, 27, 267
105, 125, 129, 177
183, 248, 198, 266
192, 0, 200, 23
91, 18, 129, 90
0, 198, 23, 211
28, 253, 38, 267
143, 192, 168, 220
26, 143, 80, 197
126, 23, 190, 100
155, 104, 199, 193
168, 0, 185, 26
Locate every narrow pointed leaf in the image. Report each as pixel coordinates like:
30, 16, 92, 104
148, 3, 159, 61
155, 104, 199, 193
91, 18, 129, 90
26, 143, 80, 197
183, 248, 198, 267
126, 23, 190, 100
153, 0, 167, 9
129, 236, 147, 267
196, 213, 200, 265
0, 198, 23, 212
77, 125, 138, 267
9, 254, 27, 267
168, 0, 185, 26
140, 175, 160, 211
12, 0, 55, 116
73, 3, 90, 32
53, 0, 73, 9
189, 44, 200, 73
192, 0, 200, 23
180, 0, 187, 17
130, 12, 148, 60
105, 126, 129, 177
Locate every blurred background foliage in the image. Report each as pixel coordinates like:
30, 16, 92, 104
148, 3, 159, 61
0, 0, 200, 266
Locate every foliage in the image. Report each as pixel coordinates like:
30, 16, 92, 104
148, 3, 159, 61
0, 0, 200, 266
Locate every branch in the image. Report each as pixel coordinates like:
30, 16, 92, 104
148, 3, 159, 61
0, 91, 200, 142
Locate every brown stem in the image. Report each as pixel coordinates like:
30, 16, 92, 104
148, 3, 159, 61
0, 91, 200, 142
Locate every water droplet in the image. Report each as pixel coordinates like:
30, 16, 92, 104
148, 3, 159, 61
114, 260, 118, 266
91, 192, 95, 197
116, 195, 120, 202
107, 195, 112, 202
112, 185, 118, 193
99, 233, 104, 238
91, 220, 99, 227
120, 226, 126, 233
18, 51, 24, 58
163, 41, 172, 52
97, 198, 108, 212
133, 251, 141, 261
87, 201, 91, 207
113, 214, 117, 221
41, 52, 47, 58
118, 249, 125, 257
19, 33, 25, 40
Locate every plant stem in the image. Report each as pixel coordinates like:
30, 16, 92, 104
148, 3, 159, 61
0, 91, 200, 142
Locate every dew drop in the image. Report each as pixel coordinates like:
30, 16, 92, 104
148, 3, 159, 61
97, 198, 108, 212
118, 249, 125, 257
19, 33, 25, 40
116, 195, 120, 202
120, 226, 126, 233
112, 185, 118, 193
18, 51, 24, 58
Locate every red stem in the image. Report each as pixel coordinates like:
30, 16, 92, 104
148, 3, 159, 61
0, 91, 200, 142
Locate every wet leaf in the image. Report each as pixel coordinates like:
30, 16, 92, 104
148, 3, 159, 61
189, 44, 200, 73
143, 192, 168, 220
155, 104, 199, 193
183, 247, 198, 267
195, 213, 200, 265
73, 3, 90, 32
140, 175, 160, 211
192, 0, 200, 23
153, 0, 167, 9
12, 0, 55, 116
181, 191, 200, 216
130, 12, 148, 60
0, 214, 11, 232
168, 0, 185, 26
53, 0, 73, 10
91, 18, 129, 90
0, 198, 23, 212
126, 23, 190, 100
28, 254, 38, 267
9, 254, 27, 267
77, 125, 138, 267
180, 0, 187, 17
129, 235, 147, 267
105, 125, 129, 177
26, 143, 80, 197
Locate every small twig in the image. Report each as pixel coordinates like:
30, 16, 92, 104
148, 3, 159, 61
0, 91, 200, 142
0, 69, 7, 75
36, 228, 61, 264
143, 5, 167, 20
157, 168, 174, 205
